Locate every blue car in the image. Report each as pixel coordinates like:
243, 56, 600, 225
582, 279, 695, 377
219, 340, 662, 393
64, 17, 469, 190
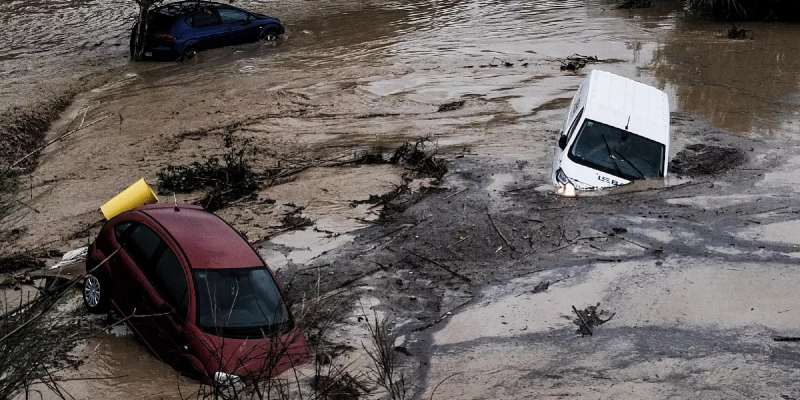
130, 1, 284, 61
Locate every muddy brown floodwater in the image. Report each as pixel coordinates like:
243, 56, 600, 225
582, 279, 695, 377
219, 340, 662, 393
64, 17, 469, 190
4, 0, 800, 399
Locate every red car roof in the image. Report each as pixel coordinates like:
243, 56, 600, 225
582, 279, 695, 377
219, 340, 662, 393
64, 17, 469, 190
137, 204, 263, 269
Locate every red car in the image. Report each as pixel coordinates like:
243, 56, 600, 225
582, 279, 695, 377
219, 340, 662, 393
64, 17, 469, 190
83, 203, 308, 386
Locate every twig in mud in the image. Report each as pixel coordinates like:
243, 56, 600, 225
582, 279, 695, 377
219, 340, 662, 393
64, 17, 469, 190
535, 205, 574, 212
444, 188, 468, 200
677, 215, 699, 223
34, 375, 129, 384
508, 249, 538, 268
514, 267, 545, 278
429, 372, 464, 400
505, 185, 538, 193
378, 220, 426, 249
77, 107, 89, 130
407, 250, 471, 283
618, 236, 649, 250
14, 198, 40, 214
2, 115, 111, 177
747, 206, 790, 216
487, 207, 512, 248
366, 225, 412, 244
572, 305, 593, 336
549, 242, 574, 253
261, 221, 313, 240
446, 236, 470, 249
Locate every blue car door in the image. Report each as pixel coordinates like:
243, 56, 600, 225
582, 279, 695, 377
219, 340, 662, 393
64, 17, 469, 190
185, 8, 225, 50
216, 7, 261, 45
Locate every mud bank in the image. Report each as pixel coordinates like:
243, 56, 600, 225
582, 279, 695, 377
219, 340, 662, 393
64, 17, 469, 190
272, 111, 800, 398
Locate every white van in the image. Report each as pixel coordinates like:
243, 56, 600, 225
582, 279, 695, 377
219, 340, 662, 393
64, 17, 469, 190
551, 70, 670, 194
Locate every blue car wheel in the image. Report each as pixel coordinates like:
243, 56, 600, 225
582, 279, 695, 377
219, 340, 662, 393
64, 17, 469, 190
260, 28, 281, 43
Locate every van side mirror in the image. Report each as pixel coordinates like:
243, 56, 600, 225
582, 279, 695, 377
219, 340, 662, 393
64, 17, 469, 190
558, 135, 568, 150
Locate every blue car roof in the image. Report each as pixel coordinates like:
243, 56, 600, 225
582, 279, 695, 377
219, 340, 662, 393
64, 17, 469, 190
154, 1, 237, 16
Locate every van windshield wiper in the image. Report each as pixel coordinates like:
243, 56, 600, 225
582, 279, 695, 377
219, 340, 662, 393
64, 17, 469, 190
613, 149, 646, 180
601, 134, 623, 177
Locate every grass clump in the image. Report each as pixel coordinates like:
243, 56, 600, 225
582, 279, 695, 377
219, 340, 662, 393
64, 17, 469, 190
683, 0, 800, 20
157, 129, 261, 211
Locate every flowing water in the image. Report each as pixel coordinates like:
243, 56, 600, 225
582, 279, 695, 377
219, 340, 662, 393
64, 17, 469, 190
4, 0, 800, 397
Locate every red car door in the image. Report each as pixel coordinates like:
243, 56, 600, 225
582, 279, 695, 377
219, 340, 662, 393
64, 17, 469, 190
111, 221, 186, 364
140, 242, 192, 366
108, 221, 161, 320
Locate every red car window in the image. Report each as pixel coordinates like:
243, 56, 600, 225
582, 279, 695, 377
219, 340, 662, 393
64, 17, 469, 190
126, 224, 162, 265
153, 248, 190, 320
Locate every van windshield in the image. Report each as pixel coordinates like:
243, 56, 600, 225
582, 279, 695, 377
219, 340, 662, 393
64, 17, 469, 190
194, 267, 292, 338
568, 119, 665, 181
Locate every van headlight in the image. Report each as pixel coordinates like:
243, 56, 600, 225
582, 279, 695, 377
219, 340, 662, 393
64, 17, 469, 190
555, 169, 577, 197
214, 372, 245, 391
556, 168, 571, 186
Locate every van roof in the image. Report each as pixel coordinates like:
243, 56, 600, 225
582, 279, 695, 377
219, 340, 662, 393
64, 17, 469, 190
583, 70, 669, 144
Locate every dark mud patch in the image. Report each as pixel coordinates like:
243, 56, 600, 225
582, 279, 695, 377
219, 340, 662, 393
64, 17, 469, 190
617, 0, 652, 9
0, 248, 61, 276
670, 143, 747, 176
559, 54, 601, 71
438, 100, 465, 113
532, 97, 573, 113
281, 205, 313, 228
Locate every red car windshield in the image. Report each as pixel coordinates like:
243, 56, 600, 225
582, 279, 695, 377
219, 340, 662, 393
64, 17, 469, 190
193, 267, 291, 338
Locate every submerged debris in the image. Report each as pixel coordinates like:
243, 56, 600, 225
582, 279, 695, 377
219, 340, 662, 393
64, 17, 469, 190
670, 143, 746, 176
0, 249, 53, 275
728, 23, 750, 39
480, 57, 514, 68
532, 281, 551, 293
438, 100, 465, 112
559, 54, 601, 71
617, 0, 652, 9
389, 137, 448, 180
572, 303, 615, 336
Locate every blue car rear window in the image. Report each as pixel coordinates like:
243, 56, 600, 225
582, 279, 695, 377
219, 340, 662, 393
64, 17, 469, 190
188, 10, 220, 27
